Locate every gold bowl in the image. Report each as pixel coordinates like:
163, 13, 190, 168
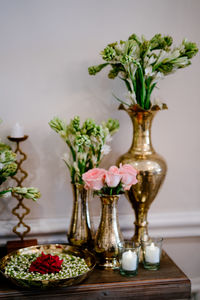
0, 244, 96, 289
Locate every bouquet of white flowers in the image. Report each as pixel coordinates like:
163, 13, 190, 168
49, 116, 119, 184
89, 33, 198, 110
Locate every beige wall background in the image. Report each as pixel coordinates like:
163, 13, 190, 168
0, 0, 199, 296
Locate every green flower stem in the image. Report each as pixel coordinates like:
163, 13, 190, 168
66, 140, 76, 161
136, 63, 146, 109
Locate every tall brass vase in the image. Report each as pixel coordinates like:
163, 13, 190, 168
117, 108, 167, 244
68, 184, 93, 248
94, 195, 124, 269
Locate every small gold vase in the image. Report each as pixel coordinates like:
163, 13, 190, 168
117, 107, 167, 244
68, 184, 93, 248
94, 195, 124, 269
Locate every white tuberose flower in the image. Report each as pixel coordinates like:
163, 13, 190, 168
145, 66, 155, 77
91, 155, 97, 166
77, 152, 87, 161
101, 145, 111, 156
105, 133, 112, 143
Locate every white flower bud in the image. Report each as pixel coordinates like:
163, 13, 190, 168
2, 191, 11, 198
101, 145, 111, 156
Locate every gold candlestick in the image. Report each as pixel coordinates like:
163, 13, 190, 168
6, 135, 37, 253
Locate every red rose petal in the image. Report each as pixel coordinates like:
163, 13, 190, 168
29, 252, 63, 274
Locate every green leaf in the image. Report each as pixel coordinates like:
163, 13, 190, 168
88, 63, 109, 75
119, 77, 132, 93
112, 94, 129, 106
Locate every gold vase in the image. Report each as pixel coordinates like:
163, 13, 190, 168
94, 195, 124, 269
68, 184, 93, 248
117, 107, 167, 244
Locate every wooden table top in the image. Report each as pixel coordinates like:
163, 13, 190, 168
0, 251, 191, 300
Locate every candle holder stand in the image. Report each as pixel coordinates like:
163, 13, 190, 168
6, 135, 37, 253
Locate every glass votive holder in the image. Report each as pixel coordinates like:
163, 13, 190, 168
119, 241, 140, 277
142, 237, 163, 270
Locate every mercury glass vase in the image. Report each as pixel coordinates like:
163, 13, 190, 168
94, 195, 124, 269
117, 107, 167, 244
68, 184, 93, 248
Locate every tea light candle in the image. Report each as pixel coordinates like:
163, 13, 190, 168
145, 242, 160, 264
11, 123, 24, 138
122, 250, 137, 271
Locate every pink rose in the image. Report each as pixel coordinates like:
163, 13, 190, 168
82, 168, 106, 190
119, 164, 138, 191
105, 166, 122, 188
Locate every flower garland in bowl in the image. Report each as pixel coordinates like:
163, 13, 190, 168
82, 164, 138, 195
4, 251, 90, 281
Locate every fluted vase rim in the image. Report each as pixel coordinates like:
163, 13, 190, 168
118, 103, 168, 115
100, 194, 121, 198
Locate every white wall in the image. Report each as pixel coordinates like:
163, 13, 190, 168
0, 0, 199, 295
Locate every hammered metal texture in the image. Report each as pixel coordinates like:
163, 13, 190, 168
117, 109, 167, 244
68, 184, 93, 248
94, 195, 124, 269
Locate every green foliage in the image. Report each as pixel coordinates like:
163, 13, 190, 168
88, 33, 198, 110
49, 116, 119, 184
0, 129, 40, 201
0, 148, 18, 185
12, 187, 41, 201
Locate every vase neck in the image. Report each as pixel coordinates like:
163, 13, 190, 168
100, 195, 119, 221
129, 111, 156, 155
68, 183, 92, 247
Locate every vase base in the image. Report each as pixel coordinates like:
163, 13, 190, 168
96, 257, 119, 269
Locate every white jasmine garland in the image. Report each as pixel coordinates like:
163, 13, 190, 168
5, 252, 89, 281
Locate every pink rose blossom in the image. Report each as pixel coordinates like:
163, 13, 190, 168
82, 168, 106, 190
105, 166, 122, 188
119, 164, 138, 190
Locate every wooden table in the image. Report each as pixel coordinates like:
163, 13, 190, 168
0, 251, 191, 300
